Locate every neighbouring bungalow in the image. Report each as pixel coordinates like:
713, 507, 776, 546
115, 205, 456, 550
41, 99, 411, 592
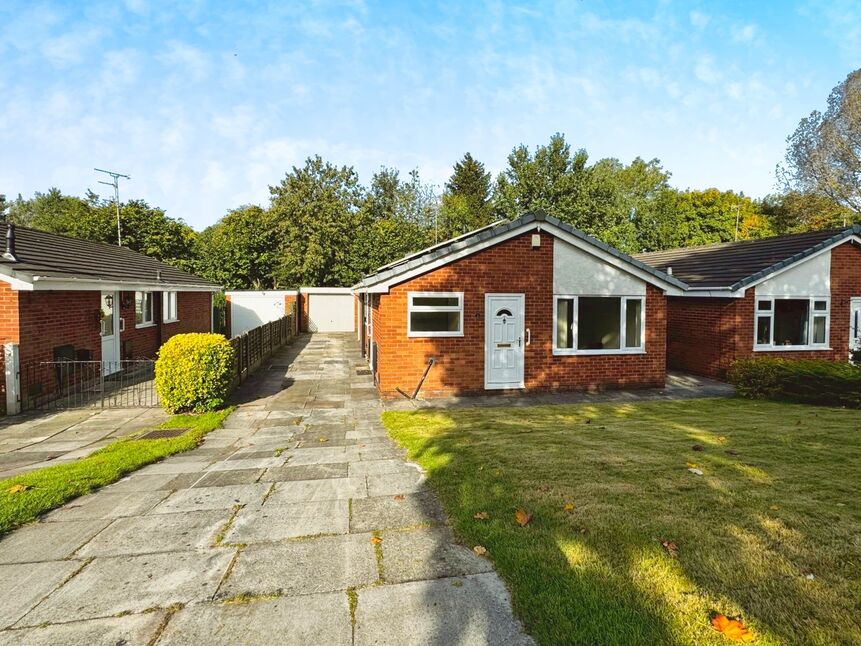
0, 223, 221, 414
634, 225, 861, 379
352, 213, 686, 398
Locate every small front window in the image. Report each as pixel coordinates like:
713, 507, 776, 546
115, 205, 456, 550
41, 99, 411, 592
163, 292, 178, 323
135, 291, 154, 327
407, 292, 463, 337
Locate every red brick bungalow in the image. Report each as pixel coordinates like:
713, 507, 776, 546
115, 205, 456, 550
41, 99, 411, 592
0, 223, 220, 414
634, 225, 861, 379
352, 213, 686, 398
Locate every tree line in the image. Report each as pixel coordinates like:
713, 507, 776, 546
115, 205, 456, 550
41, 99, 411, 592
2, 70, 859, 290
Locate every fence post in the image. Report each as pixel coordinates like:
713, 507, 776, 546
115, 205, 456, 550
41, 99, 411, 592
4, 343, 20, 415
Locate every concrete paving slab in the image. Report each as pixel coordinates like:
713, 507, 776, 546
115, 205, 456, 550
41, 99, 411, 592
354, 574, 534, 645
155, 592, 351, 645
77, 510, 228, 557
226, 500, 349, 543
0, 519, 110, 564
351, 493, 445, 533
283, 446, 348, 466
0, 610, 166, 646
45, 491, 169, 521
20, 550, 234, 625
259, 462, 349, 482
267, 476, 367, 504
0, 560, 83, 629
137, 461, 212, 474
349, 458, 418, 477
218, 533, 378, 598
152, 484, 269, 514
206, 457, 284, 471
380, 528, 494, 584
366, 470, 426, 497
192, 468, 265, 487
104, 473, 188, 493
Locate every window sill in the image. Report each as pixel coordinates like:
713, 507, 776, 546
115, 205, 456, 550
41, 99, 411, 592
754, 346, 831, 352
553, 349, 646, 356
135, 322, 156, 329
407, 332, 464, 338
163, 319, 180, 325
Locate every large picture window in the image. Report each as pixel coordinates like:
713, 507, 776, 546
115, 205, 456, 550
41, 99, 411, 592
135, 291, 154, 327
755, 297, 829, 349
554, 295, 644, 354
407, 292, 463, 337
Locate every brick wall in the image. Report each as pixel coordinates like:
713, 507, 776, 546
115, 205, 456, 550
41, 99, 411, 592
285, 294, 298, 335
373, 232, 667, 397
667, 241, 861, 379
17, 290, 102, 365
119, 291, 212, 359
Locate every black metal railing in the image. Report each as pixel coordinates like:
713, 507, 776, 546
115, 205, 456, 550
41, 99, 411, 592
20, 359, 158, 412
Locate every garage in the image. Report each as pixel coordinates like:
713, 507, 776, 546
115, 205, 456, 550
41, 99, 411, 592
227, 290, 295, 336
303, 287, 355, 332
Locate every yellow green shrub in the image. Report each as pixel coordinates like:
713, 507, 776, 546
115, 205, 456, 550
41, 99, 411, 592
155, 333, 235, 413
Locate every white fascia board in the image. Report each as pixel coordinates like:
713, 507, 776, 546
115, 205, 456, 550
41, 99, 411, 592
737, 235, 860, 292
29, 275, 221, 292
299, 286, 355, 294
0, 266, 35, 291
674, 288, 746, 298
225, 290, 299, 297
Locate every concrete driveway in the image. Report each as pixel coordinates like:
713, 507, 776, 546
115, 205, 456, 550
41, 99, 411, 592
0, 334, 532, 645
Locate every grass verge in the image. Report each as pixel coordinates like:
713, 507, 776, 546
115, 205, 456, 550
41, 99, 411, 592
382, 398, 861, 645
0, 407, 233, 536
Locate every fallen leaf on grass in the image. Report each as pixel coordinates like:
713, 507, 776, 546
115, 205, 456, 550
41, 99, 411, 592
710, 613, 755, 642
473, 511, 490, 520
393, 494, 405, 501
563, 502, 575, 512
660, 539, 679, 557
369, 536, 383, 545
318, 438, 329, 443
768, 504, 779, 511
686, 462, 698, 468
514, 508, 533, 527
687, 468, 704, 476
473, 545, 487, 556
6, 484, 29, 494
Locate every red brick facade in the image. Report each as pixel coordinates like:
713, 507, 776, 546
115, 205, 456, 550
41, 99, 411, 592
372, 232, 667, 398
667, 241, 861, 379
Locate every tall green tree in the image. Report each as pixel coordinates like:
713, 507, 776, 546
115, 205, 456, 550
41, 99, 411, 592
194, 205, 278, 289
779, 69, 861, 215
439, 153, 493, 237
269, 156, 364, 287
761, 191, 855, 233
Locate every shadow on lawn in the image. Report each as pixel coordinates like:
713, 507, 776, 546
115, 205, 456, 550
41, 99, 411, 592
394, 399, 861, 645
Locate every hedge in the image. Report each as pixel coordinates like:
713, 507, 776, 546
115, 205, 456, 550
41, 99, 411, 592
727, 357, 861, 408
155, 333, 235, 413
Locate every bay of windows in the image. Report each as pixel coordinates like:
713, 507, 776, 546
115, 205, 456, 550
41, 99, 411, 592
755, 297, 829, 349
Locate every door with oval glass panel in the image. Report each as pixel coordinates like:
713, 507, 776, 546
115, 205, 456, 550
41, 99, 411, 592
484, 294, 526, 390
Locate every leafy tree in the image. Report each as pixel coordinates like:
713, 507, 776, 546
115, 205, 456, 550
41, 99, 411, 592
760, 191, 855, 233
0, 194, 8, 222
269, 156, 364, 287
439, 153, 493, 237
194, 205, 278, 289
779, 69, 861, 215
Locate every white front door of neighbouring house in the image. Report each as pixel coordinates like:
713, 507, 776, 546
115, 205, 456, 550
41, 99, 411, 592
485, 294, 525, 390
100, 291, 121, 375
851, 297, 861, 354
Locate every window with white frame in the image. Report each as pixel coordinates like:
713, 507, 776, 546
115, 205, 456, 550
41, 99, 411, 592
407, 292, 463, 337
135, 291, 154, 327
163, 291, 178, 323
554, 295, 644, 354
755, 297, 829, 349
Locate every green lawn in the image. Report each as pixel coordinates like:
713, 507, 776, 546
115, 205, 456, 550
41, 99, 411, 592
382, 398, 861, 646
0, 407, 233, 536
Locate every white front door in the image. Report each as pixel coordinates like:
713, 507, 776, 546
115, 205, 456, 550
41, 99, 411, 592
485, 294, 525, 390
100, 291, 121, 375
851, 297, 861, 354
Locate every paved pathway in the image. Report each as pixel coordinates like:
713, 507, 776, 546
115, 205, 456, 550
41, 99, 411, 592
0, 334, 532, 645
0, 408, 169, 479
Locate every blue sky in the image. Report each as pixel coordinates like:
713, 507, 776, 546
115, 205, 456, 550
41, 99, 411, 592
0, 1, 857, 230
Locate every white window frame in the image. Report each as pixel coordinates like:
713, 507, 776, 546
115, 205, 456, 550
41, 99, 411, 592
162, 291, 179, 324
754, 296, 830, 351
135, 291, 154, 328
552, 295, 646, 356
407, 291, 464, 338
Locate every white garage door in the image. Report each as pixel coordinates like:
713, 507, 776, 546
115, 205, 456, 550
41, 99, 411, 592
308, 293, 355, 332
229, 292, 287, 337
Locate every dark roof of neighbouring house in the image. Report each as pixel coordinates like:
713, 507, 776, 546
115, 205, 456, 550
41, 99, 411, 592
353, 212, 688, 291
634, 225, 861, 290
0, 223, 219, 289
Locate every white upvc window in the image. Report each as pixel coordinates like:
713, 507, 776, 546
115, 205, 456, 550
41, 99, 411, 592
407, 292, 463, 337
163, 291, 179, 323
553, 295, 645, 355
754, 296, 830, 350
135, 291, 154, 327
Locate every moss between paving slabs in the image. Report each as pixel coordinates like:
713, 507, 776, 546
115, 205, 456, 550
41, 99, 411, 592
0, 407, 234, 536
382, 398, 861, 646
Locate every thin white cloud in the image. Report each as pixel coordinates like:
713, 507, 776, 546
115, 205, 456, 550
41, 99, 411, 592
689, 10, 710, 29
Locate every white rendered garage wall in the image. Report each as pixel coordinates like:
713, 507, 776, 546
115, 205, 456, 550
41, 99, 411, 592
302, 287, 356, 333
227, 291, 295, 337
